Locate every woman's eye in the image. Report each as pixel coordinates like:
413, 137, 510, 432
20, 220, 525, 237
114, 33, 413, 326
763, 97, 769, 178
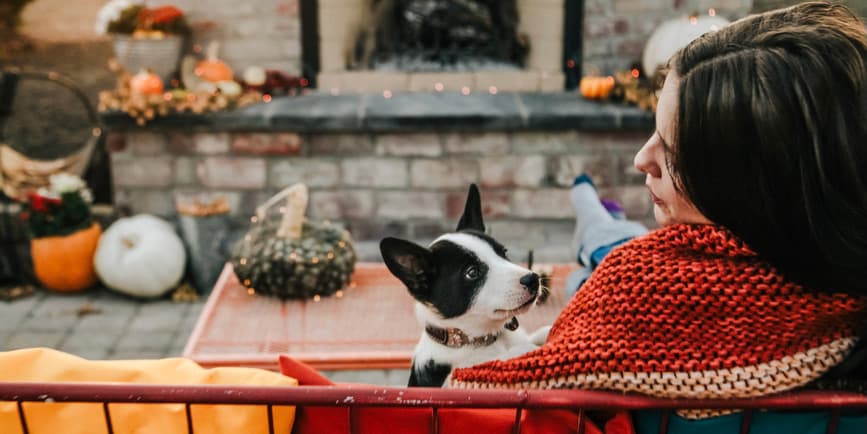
464, 267, 480, 280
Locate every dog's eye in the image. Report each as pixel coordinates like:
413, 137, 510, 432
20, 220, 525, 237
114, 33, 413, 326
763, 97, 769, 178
464, 266, 480, 280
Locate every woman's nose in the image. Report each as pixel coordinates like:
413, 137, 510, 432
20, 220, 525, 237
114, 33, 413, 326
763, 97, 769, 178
634, 138, 662, 178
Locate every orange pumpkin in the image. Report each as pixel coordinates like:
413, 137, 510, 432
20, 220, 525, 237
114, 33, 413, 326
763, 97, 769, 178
130, 70, 164, 95
579, 76, 616, 100
195, 41, 234, 83
31, 222, 102, 293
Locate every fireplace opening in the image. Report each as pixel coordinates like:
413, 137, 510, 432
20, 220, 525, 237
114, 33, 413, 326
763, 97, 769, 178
350, 0, 530, 72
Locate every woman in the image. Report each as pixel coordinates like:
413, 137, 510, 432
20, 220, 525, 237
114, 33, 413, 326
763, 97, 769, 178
448, 2, 867, 431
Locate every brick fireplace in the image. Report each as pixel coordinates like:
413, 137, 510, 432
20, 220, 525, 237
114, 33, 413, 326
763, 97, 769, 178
311, 0, 575, 92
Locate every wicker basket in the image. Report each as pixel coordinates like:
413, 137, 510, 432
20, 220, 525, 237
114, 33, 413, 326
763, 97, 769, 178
112, 34, 184, 80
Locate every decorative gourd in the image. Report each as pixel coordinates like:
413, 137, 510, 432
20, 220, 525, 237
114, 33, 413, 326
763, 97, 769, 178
94, 214, 187, 298
642, 13, 730, 77
231, 183, 357, 299
31, 222, 102, 293
579, 76, 616, 100
195, 41, 234, 83
130, 70, 164, 96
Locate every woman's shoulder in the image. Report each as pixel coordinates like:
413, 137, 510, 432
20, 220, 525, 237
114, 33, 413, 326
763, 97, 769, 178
611, 224, 758, 259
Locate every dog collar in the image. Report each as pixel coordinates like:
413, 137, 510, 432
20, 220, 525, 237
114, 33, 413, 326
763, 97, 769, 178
425, 318, 519, 348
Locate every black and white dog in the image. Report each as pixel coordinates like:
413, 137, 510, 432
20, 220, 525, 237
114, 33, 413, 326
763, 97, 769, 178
380, 184, 549, 387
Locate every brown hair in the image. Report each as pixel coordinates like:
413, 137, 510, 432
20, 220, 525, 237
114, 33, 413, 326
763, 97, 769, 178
670, 2, 867, 295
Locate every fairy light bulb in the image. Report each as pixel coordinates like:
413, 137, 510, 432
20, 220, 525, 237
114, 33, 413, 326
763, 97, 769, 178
461, 86, 471, 95
383, 90, 393, 99
250, 215, 258, 223
240, 258, 248, 265
488, 86, 498, 95
247, 288, 255, 295
313, 295, 321, 302
708, 8, 716, 16
330, 88, 340, 95
336, 290, 344, 298
434, 82, 444, 92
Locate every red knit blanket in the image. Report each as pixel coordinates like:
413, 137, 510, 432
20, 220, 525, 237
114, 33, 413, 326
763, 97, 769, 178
449, 224, 867, 414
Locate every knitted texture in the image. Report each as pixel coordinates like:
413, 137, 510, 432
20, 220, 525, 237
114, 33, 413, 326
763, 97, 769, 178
449, 224, 867, 416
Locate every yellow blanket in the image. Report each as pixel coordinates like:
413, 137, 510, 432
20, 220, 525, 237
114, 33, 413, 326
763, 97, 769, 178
0, 348, 296, 434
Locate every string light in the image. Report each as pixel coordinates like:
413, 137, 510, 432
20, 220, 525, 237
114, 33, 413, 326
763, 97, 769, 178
330, 88, 341, 95
434, 82, 444, 92
247, 288, 255, 295
566, 59, 576, 69
244, 279, 252, 286
250, 215, 258, 223
689, 15, 698, 25
240, 258, 248, 265
327, 252, 335, 260
383, 90, 393, 99
263, 94, 272, 103
338, 241, 346, 248
163, 92, 172, 101
488, 86, 498, 95
312, 257, 320, 264
350, 282, 357, 289
631, 69, 640, 79
461, 86, 471, 95
336, 290, 344, 298
708, 8, 716, 16
313, 295, 321, 302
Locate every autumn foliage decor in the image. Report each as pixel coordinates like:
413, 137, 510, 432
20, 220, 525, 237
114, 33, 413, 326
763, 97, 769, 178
21, 174, 101, 292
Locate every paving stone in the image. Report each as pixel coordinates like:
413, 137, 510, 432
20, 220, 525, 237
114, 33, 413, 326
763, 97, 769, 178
114, 330, 175, 352
62, 328, 124, 349
108, 349, 169, 360
4, 330, 66, 350
59, 346, 110, 361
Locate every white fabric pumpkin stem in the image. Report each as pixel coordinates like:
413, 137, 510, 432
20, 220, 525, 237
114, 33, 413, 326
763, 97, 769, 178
256, 183, 308, 239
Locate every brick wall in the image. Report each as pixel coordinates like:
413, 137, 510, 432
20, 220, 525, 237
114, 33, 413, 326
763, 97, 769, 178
165, 0, 304, 75
109, 130, 654, 261
582, 0, 753, 73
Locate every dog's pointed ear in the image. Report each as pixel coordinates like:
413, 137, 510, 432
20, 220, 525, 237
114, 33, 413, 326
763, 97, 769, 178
456, 183, 485, 232
380, 237, 434, 296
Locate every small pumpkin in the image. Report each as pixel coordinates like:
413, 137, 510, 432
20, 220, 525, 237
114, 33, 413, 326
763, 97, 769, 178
94, 214, 187, 298
195, 41, 234, 83
579, 76, 616, 100
130, 70, 164, 96
231, 184, 357, 300
31, 222, 102, 293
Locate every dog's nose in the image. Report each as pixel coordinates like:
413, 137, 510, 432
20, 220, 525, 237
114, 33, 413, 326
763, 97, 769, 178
520, 273, 540, 294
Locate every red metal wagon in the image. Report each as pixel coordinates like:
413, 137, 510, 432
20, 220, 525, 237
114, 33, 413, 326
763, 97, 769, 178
0, 381, 865, 434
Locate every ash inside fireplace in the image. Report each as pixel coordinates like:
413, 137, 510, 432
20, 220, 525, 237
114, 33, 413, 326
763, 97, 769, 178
350, 0, 529, 72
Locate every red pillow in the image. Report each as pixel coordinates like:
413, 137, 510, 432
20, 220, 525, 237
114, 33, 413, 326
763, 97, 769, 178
278, 355, 633, 434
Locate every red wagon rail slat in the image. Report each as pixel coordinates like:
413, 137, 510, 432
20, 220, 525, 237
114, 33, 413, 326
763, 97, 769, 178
1, 382, 865, 410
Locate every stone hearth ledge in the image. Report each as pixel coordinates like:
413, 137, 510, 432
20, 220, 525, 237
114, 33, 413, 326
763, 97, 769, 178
100, 92, 654, 132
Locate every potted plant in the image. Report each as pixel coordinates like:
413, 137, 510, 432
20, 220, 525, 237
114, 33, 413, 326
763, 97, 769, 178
20, 173, 101, 293
95, 0, 191, 81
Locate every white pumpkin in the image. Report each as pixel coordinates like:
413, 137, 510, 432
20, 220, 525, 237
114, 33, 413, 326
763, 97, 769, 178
95, 214, 187, 298
642, 14, 731, 77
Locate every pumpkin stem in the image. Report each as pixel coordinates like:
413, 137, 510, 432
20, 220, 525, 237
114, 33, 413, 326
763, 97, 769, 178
206, 41, 220, 61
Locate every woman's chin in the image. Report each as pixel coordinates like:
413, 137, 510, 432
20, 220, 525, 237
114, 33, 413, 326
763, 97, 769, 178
653, 204, 674, 226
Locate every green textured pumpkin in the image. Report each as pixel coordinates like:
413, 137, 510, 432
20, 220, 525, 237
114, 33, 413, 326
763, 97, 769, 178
230, 184, 356, 299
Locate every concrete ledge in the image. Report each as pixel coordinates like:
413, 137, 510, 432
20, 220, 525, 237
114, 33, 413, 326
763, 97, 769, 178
100, 92, 654, 133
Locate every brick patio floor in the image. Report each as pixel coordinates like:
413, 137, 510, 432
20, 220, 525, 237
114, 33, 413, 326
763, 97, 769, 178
0, 287, 410, 385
